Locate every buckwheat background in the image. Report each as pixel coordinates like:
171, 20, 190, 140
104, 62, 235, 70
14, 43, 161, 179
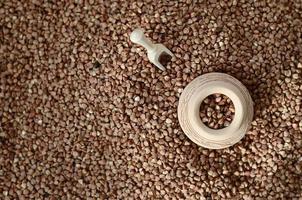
1, 0, 302, 199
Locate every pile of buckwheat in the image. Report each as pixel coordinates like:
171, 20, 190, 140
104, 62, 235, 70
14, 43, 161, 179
199, 94, 235, 130
1, 0, 302, 199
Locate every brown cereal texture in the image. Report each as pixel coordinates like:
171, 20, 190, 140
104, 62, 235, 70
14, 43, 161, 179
1, 0, 302, 199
